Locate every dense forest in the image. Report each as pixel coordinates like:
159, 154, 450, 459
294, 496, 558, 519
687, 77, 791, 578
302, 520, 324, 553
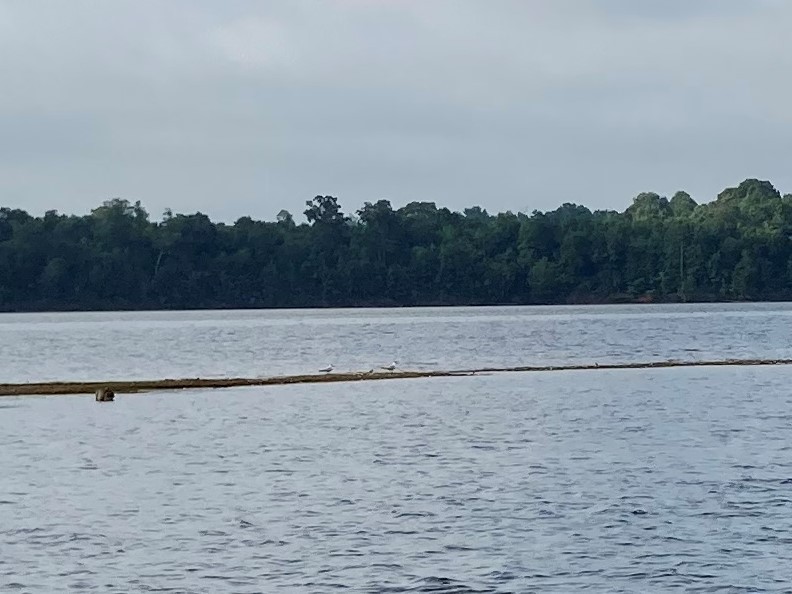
1, 179, 791, 311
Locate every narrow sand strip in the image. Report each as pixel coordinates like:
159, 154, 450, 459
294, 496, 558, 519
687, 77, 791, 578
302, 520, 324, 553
1, 358, 791, 397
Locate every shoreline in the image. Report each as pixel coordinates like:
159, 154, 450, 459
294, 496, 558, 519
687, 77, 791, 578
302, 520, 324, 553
2, 358, 791, 397
0, 299, 787, 315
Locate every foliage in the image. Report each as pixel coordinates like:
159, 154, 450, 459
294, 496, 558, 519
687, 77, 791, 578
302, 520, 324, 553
1, 181, 792, 311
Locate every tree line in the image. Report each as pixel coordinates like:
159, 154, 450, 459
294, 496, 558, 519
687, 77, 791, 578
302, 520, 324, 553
1, 178, 791, 311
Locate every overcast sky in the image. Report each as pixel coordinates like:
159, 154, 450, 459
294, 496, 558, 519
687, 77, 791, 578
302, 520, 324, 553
1, 0, 790, 222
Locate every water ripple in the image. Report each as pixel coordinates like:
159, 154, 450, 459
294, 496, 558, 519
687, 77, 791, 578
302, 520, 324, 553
3, 321, 792, 589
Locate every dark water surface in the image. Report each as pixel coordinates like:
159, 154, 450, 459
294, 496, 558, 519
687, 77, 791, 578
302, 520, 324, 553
3, 365, 792, 592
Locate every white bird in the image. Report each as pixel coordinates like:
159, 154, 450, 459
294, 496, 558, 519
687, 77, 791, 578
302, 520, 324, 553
319, 364, 334, 373
381, 361, 398, 371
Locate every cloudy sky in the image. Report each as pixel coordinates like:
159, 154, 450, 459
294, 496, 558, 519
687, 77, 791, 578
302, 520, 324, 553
1, 0, 790, 221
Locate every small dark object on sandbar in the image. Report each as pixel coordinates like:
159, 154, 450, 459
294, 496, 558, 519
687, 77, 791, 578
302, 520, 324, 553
95, 387, 115, 402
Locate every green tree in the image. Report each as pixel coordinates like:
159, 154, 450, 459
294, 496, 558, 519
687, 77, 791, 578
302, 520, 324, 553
0, 179, 791, 311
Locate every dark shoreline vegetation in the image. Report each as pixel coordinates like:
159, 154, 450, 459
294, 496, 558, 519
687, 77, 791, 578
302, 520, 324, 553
1, 178, 790, 312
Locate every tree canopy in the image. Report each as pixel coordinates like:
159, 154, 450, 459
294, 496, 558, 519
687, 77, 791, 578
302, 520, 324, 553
1, 179, 792, 311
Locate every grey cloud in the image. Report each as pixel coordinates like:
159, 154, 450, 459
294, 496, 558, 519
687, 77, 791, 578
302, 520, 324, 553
0, 0, 790, 221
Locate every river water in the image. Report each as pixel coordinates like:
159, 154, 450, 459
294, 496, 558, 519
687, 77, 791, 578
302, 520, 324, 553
2, 304, 792, 591
1, 303, 792, 383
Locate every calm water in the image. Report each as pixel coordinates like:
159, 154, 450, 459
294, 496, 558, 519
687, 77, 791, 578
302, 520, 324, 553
3, 305, 792, 592
1, 303, 792, 383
